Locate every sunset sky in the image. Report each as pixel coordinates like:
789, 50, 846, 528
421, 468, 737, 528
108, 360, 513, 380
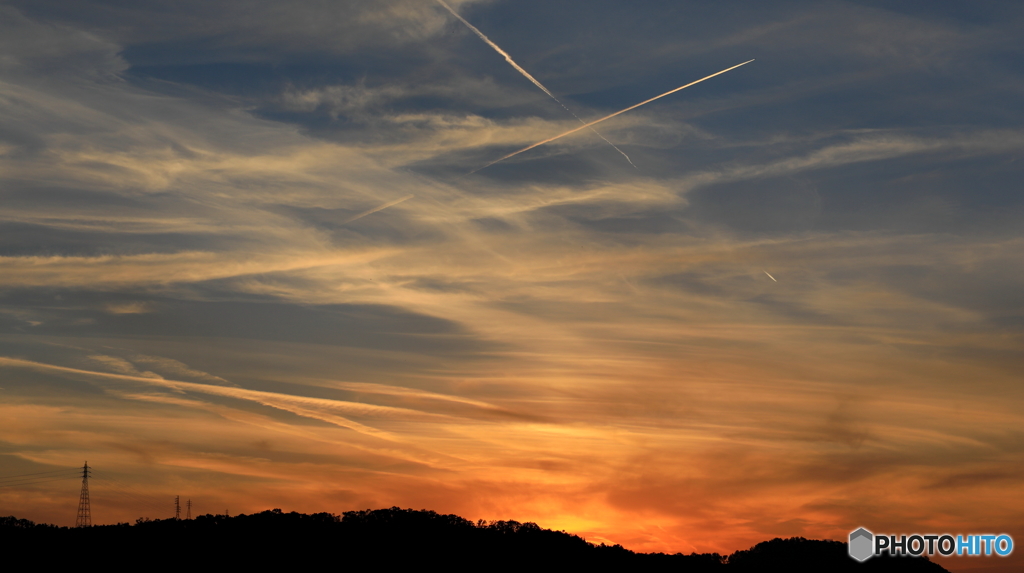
1, 1, 1022, 570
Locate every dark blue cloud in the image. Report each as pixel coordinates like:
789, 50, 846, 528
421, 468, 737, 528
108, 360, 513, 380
0, 289, 489, 355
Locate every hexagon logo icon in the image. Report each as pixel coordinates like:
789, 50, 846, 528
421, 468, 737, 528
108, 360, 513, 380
849, 527, 874, 562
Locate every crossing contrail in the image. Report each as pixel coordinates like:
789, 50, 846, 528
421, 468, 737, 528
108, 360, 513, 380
342, 194, 414, 225
470, 59, 754, 173
764, 270, 777, 282
435, 0, 636, 168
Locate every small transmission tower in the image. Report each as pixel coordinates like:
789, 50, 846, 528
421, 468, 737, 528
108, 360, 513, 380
174, 495, 181, 520
75, 461, 91, 527
185, 499, 192, 520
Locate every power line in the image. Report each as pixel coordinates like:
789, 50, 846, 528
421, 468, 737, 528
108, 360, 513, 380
89, 473, 170, 516
0, 467, 81, 481
0, 462, 188, 523
0, 471, 81, 486
0, 470, 81, 484
0, 474, 81, 488
90, 472, 171, 515
95, 486, 167, 515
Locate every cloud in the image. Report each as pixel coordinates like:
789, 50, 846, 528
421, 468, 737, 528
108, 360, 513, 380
132, 355, 234, 386
1, 356, 440, 441
88, 355, 163, 379
8, 0, 487, 58
103, 302, 152, 314
0, 5, 126, 76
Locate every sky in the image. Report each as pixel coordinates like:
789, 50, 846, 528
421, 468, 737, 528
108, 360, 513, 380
1, 0, 1022, 570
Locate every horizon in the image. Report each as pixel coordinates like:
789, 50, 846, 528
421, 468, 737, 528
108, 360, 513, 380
1, 2, 1022, 572
0, 503, 950, 566
3, 507, 956, 571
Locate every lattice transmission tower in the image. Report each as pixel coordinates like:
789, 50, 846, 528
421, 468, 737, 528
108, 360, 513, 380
75, 461, 91, 527
185, 499, 192, 520
175, 495, 181, 520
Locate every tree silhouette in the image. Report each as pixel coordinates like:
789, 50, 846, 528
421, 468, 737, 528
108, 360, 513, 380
1, 509, 950, 571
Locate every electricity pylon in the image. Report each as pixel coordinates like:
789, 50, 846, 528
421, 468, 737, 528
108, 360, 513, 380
175, 495, 181, 520
185, 499, 192, 520
75, 461, 91, 527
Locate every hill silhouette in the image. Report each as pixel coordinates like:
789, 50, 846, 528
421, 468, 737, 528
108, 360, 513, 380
2, 507, 948, 571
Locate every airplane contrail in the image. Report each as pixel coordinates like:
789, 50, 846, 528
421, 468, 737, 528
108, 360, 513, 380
764, 270, 777, 282
434, 0, 636, 168
470, 59, 755, 173
342, 194, 414, 225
